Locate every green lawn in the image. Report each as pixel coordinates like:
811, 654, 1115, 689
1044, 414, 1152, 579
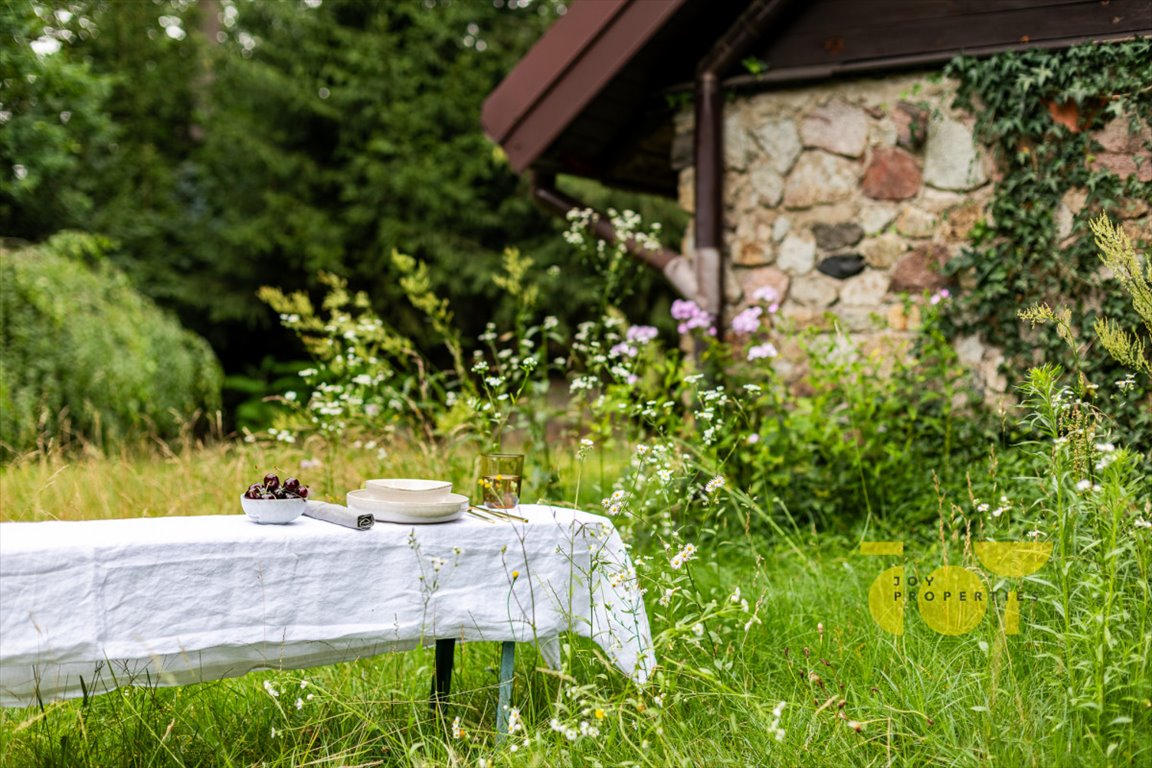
1, 438, 1148, 768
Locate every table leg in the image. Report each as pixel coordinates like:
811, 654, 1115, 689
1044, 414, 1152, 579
430, 638, 455, 710
495, 641, 515, 742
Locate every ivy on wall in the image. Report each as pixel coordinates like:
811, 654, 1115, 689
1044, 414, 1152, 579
942, 39, 1152, 448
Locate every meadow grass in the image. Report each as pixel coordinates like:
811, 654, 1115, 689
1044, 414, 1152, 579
1, 433, 1148, 768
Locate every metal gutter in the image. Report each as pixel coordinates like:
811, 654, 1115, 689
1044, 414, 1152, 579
691, 0, 794, 322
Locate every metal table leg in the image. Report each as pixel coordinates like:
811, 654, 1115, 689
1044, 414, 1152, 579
430, 638, 455, 710
496, 641, 515, 742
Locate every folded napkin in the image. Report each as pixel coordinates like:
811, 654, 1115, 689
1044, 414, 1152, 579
304, 501, 374, 530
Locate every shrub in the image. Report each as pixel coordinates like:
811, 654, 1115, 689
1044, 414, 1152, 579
0, 233, 223, 458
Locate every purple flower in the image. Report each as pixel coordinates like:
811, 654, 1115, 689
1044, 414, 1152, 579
626, 325, 659, 344
746, 342, 778, 361
929, 288, 952, 305
730, 306, 763, 335
671, 299, 702, 321
752, 286, 780, 304
671, 299, 713, 334
609, 342, 638, 359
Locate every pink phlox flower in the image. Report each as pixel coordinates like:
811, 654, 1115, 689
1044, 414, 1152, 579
752, 286, 780, 304
731, 306, 763, 335
671, 299, 713, 334
609, 342, 638, 359
671, 299, 703, 321
746, 342, 778, 361
625, 325, 659, 344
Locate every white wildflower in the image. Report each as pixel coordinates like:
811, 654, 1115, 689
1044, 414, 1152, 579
704, 475, 726, 495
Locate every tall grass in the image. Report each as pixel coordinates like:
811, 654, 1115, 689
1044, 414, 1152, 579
1, 419, 1148, 767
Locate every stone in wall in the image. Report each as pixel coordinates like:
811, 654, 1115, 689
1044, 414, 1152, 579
1093, 115, 1152, 154
747, 162, 785, 208
777, 234, 816, 274
895, 206, 938, 239
724, 110, 754, 171
941, 199, 985, 241
886, 304, 921, 332
860, 203, 898, 235
783, 151, 859, 209
751, 117, 802, 174
862, 147, 921, 200
817, 254, 866, 279
893, 101, 928, 151
735, 241, 773, 267
1090, 153, 1152, 183
1121, 216, 1152, 244
923, 115, 988, 191
955, 334, 985, 367
833, 306, 880, 332
738, 265, 791, 306
840, 269, 891, 307
679, 167, 694, 214
790, 273, 840, 307
1117, 197, 1149, 220
800, 100, 869, 158
732, 215, 775, 267
812, 222, 863, 251
981, 347, 1008, 394
919, 188, 968, 213
670, 128, 694, 171
773, 216, 791, 241
780, 303, 832, 330
889, 243, 951, 293
859, 233, 907, 268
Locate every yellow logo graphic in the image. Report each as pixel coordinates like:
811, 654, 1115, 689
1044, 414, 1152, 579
862, 541, 1052, 635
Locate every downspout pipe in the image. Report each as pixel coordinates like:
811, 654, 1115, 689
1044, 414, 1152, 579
693, 0, 792, 322
692, 71, 724, 319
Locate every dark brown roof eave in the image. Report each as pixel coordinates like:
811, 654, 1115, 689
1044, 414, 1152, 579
481, 0, 689, 174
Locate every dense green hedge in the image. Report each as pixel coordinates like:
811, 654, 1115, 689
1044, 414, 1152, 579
0, 233, 222, 458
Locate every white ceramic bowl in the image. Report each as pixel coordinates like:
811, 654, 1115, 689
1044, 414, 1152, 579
240, 495, 307, 524
347, 489, 467, 524
363, 478, 453, 502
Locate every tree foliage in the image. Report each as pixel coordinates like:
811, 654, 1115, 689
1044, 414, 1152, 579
0, 233, 223, 458
3, 0, 685, 389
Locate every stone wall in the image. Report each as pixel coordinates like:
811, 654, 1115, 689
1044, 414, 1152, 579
673, 72, 1152, 398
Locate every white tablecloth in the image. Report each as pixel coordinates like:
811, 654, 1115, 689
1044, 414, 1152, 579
0, 503, 654, 707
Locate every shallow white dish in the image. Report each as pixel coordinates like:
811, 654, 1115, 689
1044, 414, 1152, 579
347, 489, 468, 524
240, 495, 306, 524
363, 478, 453, 502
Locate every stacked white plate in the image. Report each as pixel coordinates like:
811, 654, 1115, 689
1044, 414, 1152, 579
347, 478, 468, 524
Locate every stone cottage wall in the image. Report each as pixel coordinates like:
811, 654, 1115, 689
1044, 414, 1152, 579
672, 72, 1151, 398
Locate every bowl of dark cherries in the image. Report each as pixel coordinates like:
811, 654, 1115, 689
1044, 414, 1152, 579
241, 473, 310, 524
